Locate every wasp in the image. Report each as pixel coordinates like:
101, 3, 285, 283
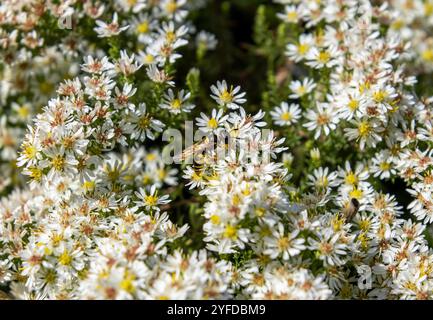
342, 198, 360, 222
173, 114, 257, 163
173, 135, 215, 163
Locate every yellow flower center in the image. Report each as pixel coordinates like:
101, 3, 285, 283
144, 54, 154, 64
425, 3, 433, 16
207, 117, 218, 129
220, 90, 233, 103
146, 153, 157, 161
332, 215, 345, 232
422, 49, 433, 62
138, 115, 151, 129
373, 90, 387, 103
349, 188, 363, 199
359, 81, 370, 94
280, 112, 292, 121
17, 105, 30, 119
358, 121, 371, 137
317, 176, 328, 188
136, 21, 149, 34
348, 99, 359, 111
287, 11, 298, 22
232, 194, 241, 206
296, 85, 306, 95
58, 250, 72, 266
145, 195, 158, 206
165, 1, 178, 14
391, 19, 404, 30
242, 185, 252, 196
359, 219, 371, 231
52, 233, 63, 246
157, 169, 167, 180
358, 232, 369, 250
120, 272, 136, 294
51, 155, 65, 171
278, 236, 290, 250
379, 162, 391, 171
171, 98, 182, 109
98, 270, 110, 279
345, 172, 358, 185
166, 31, 176, 43
29, 167, 42, 182
82, 180, 96, 192
223, 224, 238, 240
255, 207, 266, 217
298, 43, 309, 55
210, 215, 220, 224
318, 51, 330, 63
404, 281, 417, 291
23, 144, 37, 160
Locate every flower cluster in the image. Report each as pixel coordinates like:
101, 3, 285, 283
386, 0, 433, 73
0, 0, 211, 193
1, 0, 433, 300
270, 0, 433, 298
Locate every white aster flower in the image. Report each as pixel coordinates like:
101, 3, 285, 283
270, 102, 301, 126
210, 80, 246, 110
